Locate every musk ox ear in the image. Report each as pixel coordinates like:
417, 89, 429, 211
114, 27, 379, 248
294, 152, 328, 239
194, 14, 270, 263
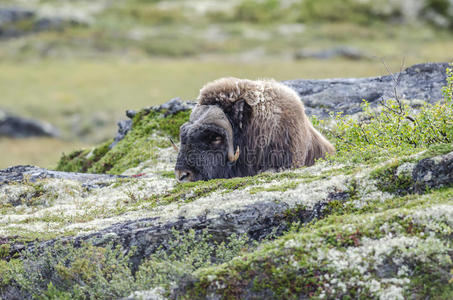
225, 99, 250, 130
169, 137, 179, 152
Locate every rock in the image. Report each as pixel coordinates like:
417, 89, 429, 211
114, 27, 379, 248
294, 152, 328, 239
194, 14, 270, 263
412, 151, 453, 193
0, 110, 59, 138
0, 7, 34, 24
32, 17, 65, 32
124, 288, 166, 300
294, 46, 371, 60
111, 62, 450, 147
284, 62, 450, 117
0, 7, 35, 39
374, 151, 453, 196
0, 165, 124, 189
109, 119, 133, 149
157, 97, 196, 116
126, 109, 138, 119
4, 151, 453, 263
1, 147, 452, 298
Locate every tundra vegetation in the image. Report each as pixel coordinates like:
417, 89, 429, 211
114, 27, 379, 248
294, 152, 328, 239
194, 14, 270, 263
0, 67, 452, 299
1, 0, 453, 298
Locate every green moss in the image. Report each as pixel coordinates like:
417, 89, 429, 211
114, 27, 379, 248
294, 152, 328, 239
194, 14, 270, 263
370, 142, 453, 195
419, 142, 453, 159
56, 141, 111, 173
149, 176, 259, 206
56, 109, 191, 175
371, 161, 414, 195
159, 171, 176, 178
141, 171, 321, 207
249, 181, 299, 194
0, 243, 10, 259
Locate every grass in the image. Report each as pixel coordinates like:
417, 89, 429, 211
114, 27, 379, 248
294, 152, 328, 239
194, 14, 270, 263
0, 57, 425, 120
0, 138, 88, 169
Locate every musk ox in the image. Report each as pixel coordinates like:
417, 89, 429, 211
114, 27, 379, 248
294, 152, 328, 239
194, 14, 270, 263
174, 77, 335, 182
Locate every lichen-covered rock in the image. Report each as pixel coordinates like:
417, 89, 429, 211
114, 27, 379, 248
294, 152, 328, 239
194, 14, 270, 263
0, 165, 123, 187
284, 62, 450, 117
373, 148, 453, 195
412, 151, 453, 193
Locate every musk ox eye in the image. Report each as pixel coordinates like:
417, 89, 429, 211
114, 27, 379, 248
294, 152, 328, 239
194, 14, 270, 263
211, 135, 223, 146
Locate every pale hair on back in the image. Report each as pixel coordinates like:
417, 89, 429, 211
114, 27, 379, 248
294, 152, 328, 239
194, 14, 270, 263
197, 77, 335, 168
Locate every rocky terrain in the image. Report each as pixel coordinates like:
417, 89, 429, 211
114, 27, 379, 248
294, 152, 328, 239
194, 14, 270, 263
0, 62, 452, 299
285, 62, 450, 117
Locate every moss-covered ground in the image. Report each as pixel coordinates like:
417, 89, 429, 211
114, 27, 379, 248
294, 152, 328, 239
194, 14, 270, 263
56, 109, 190, 174
2, 67, 452, 298
185, 188, 453, 299
1, 161, 452, 299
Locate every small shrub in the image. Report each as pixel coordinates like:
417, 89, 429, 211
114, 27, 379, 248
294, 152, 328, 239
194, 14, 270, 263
329, 67, 453, 162
232, 0, 289, 23
3, 242, 135, 299
135, 229, 254, 292
0, 230, 255, 299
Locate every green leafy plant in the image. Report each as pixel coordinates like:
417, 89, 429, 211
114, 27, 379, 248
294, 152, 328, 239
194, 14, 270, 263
328, 66, 453, 162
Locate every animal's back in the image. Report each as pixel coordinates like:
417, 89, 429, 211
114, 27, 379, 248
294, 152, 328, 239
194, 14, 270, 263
198, 77, 334, 169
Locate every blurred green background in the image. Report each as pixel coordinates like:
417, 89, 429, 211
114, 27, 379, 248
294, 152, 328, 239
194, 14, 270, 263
1, 0, 453, 169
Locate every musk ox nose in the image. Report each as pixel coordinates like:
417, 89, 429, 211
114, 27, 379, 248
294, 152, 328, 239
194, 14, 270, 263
175, 169, 194, 182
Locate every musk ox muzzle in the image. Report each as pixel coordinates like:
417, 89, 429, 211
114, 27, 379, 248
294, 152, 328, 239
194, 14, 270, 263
175, 77, 335, 182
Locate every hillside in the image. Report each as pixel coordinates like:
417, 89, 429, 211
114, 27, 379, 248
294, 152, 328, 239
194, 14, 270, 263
1, 62, 452, 299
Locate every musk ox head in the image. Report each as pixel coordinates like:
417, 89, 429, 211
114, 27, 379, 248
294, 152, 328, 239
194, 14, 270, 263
174, 105, 240, 182
175, 78, 335, 182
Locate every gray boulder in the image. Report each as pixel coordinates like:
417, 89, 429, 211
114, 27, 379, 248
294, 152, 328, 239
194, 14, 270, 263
412, 151, 453, 193
110, 62, 450, 148
0, 110, 59, 138
284, 62, 450, 117
0, 7, 34, 24
0, 165, 123, 189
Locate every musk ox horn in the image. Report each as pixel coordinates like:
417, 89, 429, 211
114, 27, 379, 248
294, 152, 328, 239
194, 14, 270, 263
191, 105, 239, 163
229, 146, 240, 162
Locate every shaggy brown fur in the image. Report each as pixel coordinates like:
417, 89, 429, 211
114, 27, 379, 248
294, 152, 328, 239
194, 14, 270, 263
198, 77, 335, 168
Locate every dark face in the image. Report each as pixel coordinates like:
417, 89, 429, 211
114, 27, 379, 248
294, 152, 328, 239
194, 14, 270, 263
175, 122, 233, 182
